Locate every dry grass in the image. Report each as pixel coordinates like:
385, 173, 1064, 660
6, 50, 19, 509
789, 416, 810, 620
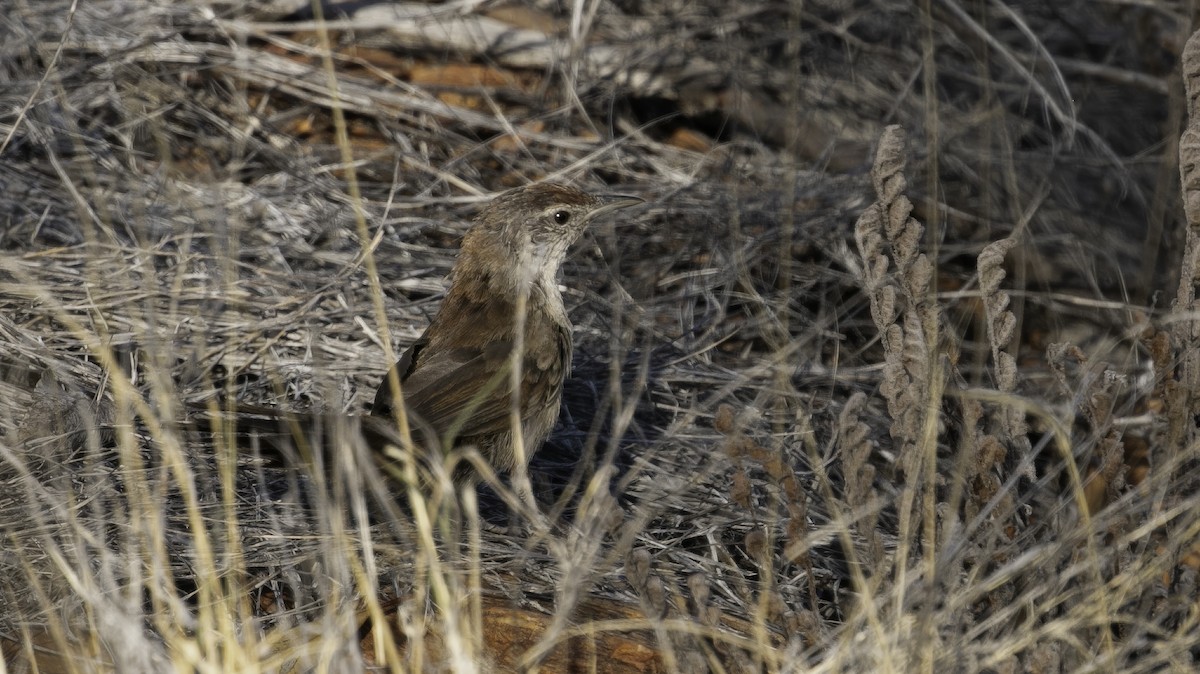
1, 0, 1198, 672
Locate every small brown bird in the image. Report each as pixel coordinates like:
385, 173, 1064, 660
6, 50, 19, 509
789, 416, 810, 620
371, 183, 642, 476
199, 184, 640, 483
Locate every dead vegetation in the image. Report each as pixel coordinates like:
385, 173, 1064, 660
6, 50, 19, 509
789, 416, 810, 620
1, 0, 1198, 672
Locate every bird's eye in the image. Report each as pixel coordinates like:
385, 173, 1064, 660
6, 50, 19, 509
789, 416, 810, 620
553, 210, 571, 224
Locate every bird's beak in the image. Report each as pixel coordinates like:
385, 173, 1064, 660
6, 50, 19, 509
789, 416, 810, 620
590, 194, 645, 219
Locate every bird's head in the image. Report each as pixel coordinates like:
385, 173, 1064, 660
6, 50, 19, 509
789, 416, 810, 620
461, 183, 642, 289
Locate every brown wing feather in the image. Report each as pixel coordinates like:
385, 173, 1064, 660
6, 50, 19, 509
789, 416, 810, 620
370, 334, 425, 415
372, 317, 568, 447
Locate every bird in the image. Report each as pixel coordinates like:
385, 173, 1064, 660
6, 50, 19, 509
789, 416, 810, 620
202, 183, 642, 483
371, 183, 643, 478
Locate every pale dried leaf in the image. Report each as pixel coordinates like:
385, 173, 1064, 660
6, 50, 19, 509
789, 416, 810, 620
992, 311, 1016, 347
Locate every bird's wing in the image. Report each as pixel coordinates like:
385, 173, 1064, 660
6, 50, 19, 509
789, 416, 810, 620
379, 322, 569, 445
371, 333, 425, 415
